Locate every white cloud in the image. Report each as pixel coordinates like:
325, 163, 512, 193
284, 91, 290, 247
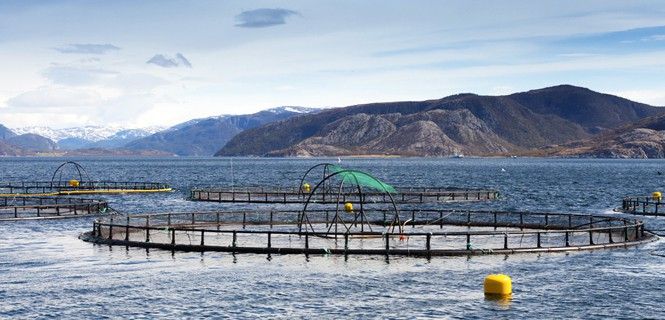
42, 65, 118, 86
7, 86, 104, 109
616, 89, 665, 106
235, 8, 300, 28
53, 43, 120, 54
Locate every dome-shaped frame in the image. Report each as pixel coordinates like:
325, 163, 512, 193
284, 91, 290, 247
298, 169, 402, 237
51, 161, 91, 184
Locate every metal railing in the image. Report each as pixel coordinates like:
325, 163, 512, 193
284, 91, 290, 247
83, 209, 653, 256
621, 196, 665, 216
0, 196, 109, 220
0, 181, 171, 194
190, 187, 499, 204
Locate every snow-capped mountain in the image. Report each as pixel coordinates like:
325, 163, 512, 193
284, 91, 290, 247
163, 106, 317, 133
266, 106, 316, 114
125, 106, 320, 156
12, 126, 164, 142
12, 126, 165, 150
9, 106, 318, 153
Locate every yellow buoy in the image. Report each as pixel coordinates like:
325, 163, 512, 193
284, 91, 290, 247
68, 179, 80, 187
344, 202, 353, 213
484, 274, 512, 296
653, 191, 662, 202
302, 183, 311, 193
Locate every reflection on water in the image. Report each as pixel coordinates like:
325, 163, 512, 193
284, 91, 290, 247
1, 157, 665, 318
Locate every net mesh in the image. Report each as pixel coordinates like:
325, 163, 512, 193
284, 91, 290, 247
328, 165, 397, 194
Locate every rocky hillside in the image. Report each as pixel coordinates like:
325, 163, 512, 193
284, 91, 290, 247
125, 107, 317, 156
535, 114, 665, 158
271, 109, 513, 156
217, 85, 663, 157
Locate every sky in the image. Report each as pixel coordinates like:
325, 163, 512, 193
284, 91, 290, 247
0, 0, 664, 129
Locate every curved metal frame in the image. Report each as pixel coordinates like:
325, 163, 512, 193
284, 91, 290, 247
298, 169, 401, 235
297, 163, 337, 198
51, 161, 91, 184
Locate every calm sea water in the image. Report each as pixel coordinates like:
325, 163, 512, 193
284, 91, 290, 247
1, 157, 665, 319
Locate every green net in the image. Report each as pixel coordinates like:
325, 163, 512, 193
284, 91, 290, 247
328, 165, 397, 193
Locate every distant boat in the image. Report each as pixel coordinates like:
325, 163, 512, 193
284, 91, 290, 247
453, 154, 465, 158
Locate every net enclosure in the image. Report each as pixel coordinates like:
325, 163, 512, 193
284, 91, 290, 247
190, 163, 499, 204
620, 194, 665, 217
0, 161, 171, 196
81, 209, 655, 257
0, 196, 109, 221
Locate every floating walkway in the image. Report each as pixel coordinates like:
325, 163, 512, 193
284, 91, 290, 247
0, 161, 171, 196
80, 209, 654, 257
190, 186, 499, 204
0, 196, 109, 221
0, 181, 172, 196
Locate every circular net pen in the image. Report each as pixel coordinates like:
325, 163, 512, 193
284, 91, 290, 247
190, 163, 499, 205
0, 196, 109, 221
81, 209, 655, 257
619, 194, 665, 217
0, 161, 172, 196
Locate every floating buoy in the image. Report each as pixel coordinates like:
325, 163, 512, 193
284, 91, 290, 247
68, 179, 80, 187
484, 274, 512, 296
653, 191, 662, 202
344, 202, 353, 213
302, 183, 311, 193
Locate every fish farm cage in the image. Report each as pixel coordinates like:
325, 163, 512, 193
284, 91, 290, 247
619, 193, 665, 216
190, 186, 499, 204
190, 163, 499, 204
0, 196, 109, 221
80, 209, 654, 257
0, 161, 171, 196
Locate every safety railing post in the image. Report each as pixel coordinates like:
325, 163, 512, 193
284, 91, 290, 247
267, 232, 272, 248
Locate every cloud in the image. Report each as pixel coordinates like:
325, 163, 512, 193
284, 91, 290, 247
54, 43, 120, 54
6, 86, 103, 109
235, 8, 299, 28
146, 53, 192, 68
641, 34, 665, 42
616, 89, 665, 106
43, 66, 118, 86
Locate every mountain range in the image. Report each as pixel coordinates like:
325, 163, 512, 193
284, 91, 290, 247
0, 107, 317, 156
11, 126, 164, 150
217, 85, 663, 157
2, 85, 665, 158
124, 106, 317, 156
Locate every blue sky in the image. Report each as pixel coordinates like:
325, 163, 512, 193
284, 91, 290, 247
0, 0, 664, 128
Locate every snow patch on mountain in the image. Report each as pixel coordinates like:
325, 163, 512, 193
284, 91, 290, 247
267, 106, 316, 114
12, 126, 164, 142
